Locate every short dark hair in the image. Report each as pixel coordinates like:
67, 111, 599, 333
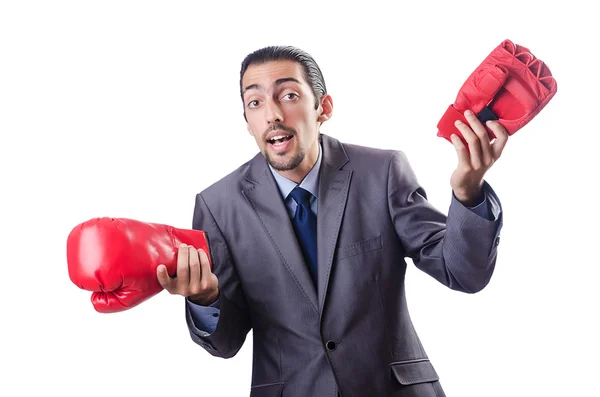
239, 46, 327, 117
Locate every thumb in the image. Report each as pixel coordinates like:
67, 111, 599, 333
156, 264, 171, 289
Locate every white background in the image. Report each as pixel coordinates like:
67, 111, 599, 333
1, 1, 598, 396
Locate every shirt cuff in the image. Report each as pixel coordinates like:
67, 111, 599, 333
187, 297, 220, 335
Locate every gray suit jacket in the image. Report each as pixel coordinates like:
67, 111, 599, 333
185, 133, 503, 397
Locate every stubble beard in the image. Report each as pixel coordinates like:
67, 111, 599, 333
266, 147, 305, 171
262, 123, 305, 171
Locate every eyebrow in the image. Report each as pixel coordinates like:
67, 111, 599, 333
242, 77, 301, 96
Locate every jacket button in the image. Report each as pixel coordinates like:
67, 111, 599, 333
326, 340, 337, 351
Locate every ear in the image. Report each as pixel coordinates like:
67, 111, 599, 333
317, 94, 333, 123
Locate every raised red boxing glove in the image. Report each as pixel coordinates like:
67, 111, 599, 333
437, 39, 557, 142
67, 217, 211, 313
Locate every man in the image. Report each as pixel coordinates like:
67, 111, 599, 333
157, 45, 506, 397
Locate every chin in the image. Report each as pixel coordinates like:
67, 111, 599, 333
267, 151, 304, 172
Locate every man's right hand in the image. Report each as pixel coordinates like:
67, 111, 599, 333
157, 243, 219, 306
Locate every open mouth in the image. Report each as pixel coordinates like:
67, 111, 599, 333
267, 134, 293, 146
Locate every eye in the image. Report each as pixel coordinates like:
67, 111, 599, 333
247, 99, 260, 108
282, 93, 298, 101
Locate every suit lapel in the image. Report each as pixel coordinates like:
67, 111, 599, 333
242, 154, 319, 313
316, 135, 352, 314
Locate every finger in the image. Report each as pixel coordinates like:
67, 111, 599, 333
188, 247, 201, 292
454, 120, 481, 169
450, 134, 470, 166
487, 120, 509, 159
464, 111, 493, 167
198, 248, 213, 283
157, 264, 174, 291
176, 244, 190, 288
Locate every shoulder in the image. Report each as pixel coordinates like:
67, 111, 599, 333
195, 152, 261, 208
330, 136, 410, 172
323, 135, 419, 191
342, 141, 398, 161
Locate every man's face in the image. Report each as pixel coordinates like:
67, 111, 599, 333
241, 60, 331, 174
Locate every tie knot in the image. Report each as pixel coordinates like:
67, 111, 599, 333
289, 186, 312, 206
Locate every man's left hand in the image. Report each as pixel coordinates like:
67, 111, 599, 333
450, 110, 509, 206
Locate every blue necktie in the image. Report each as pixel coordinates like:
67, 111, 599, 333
289, 186, 318, 285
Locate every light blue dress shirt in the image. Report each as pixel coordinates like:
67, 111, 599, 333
187, 144, 492, 335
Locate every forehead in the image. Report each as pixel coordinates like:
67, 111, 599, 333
242, 60, 308, 92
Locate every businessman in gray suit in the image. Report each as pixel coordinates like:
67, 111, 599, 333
157, 45, 507, 397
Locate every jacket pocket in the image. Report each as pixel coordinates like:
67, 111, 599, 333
390, 359, 439, 385
250, 382, 284, 397
337, 235, 382, 260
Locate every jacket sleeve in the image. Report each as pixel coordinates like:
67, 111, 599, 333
387, 150, 503, 293
185, 192, 252, 358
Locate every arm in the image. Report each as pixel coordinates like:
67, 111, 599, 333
389, 112, 508, 293
387, 150, 502, 293
184, 192, 252, 358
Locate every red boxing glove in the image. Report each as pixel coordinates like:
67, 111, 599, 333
437, 39, 557, 142
67, 217, 211, 313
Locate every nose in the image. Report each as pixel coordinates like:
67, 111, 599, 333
265, 100, 283, 124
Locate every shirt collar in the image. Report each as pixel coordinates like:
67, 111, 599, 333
269, 143, 322, 201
